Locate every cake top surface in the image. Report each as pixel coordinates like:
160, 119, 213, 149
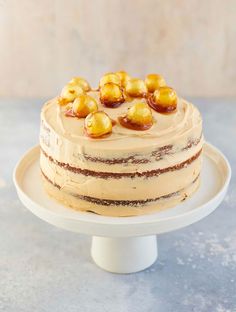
41, 72, 202, 149
42, 97, 202, 150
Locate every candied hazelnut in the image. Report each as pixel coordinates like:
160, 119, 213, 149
119, 102, 153, 130
99, 73, 121, 88
59, 83, 84, 105
149, 86, 177, 113
69, 77, 91, 92
116, 71, 131, 87
72, 94, 98, 118
125, 78, 147, 97
145, 74, 166, 93
85, 111, 113, 138
100, 83, 124, 108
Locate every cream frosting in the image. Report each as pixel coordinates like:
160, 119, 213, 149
41, 92, 202, 150
40, 152, 201, 200
42, 173, 200, 217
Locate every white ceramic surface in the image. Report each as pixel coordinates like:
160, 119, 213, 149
13, 143, 231, 273
91, 236, 158, 273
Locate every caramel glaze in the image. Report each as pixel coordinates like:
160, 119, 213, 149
118, 116, 153, 131
100, 97, 125, 108
41, 169, 200, 207
147, 94, 177, 114
111, 119, 117, 126
124, 92, 148, 100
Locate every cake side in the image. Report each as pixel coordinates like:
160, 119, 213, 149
41, 172, 200, 216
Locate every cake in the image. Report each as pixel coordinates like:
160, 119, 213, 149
40, 72, 203, 217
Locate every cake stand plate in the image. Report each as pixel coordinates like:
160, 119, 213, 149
13, 143, 231, 273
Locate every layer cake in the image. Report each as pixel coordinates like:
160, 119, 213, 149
40, 72, 203, 216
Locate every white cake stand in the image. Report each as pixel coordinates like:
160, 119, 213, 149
13, 143, 231, 273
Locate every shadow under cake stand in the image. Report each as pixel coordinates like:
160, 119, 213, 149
13, 143, 231, 274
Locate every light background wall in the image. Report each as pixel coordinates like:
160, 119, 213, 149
0, 0, 236, 98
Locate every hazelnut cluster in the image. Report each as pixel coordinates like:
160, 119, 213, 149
57, 72, 178, 138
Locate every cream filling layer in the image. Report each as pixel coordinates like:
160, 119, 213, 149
40, 152, 202, 200
40, 139, 203, 173
42, 174, 200, 217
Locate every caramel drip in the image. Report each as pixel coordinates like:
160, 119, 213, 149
118, 116, 153, 131
100, 97, 125, 108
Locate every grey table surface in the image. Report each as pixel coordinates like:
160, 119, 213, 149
0, 98, 235, 312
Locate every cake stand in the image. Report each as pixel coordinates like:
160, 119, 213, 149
13, 143, 231, 273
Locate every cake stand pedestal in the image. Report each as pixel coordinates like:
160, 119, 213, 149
13, 143, 231, 273
91, 236, 158, 273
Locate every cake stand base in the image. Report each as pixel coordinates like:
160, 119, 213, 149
91, 235, 157, 273
13, 143, 231, 274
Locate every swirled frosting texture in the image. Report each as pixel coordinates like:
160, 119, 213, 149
41, 91, 202, 150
